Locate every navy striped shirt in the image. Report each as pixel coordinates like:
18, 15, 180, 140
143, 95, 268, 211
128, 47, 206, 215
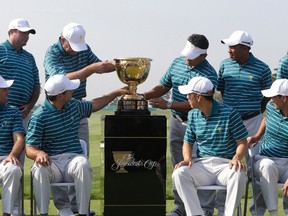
184, 101, 248, 159
0, 40, 40, 107
260, 101, 288, 157
217, 53, 272, 116
26, 99, 93, 156
160, 56, 217, 118
0, 104, 25, 156
276, 54, 288, 79
44, 38, 101, 100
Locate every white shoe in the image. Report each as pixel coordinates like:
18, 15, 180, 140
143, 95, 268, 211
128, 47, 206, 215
57, 208, 75, 216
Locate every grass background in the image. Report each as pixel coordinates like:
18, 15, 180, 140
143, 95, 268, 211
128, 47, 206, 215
0, 109, 286, 215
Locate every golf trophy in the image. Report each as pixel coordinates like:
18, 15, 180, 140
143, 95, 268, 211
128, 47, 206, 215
114, 57, 152, 115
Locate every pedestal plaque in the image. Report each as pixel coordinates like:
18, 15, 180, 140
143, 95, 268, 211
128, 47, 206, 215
104, 115, 166, 216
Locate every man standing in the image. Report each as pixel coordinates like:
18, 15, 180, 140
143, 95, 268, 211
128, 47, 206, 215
0, 75, 25, 216
173, 76, 248, 216
26, 75, 129, 216
44, 23, 116, 214
144, 34, 218, 216
218, 30, 272, 215
0, 18, 40, 130
0, 18, 40, 216
44, 22, 115, 153
248, 79, 288, 216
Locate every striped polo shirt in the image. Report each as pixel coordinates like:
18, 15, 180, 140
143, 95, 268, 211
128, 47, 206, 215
44, 38, 101, 100
0, 40, 40, 107
160, 56, 218, 119
26, 99, 93, 156
0, 104, 25, 156
260, 101, 288, 157
217, 53, 272, 116
184, 101, 248, 159
276, 54, 288, 79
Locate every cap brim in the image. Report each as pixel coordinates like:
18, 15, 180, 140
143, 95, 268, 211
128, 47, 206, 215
66, 79, 80, 91
16, 27, 36, 34
221, 39, 239, 46
0, 80, 14, 88
70, 42, 87, 52
261, 89, 278, 98
181, 42, 207, 60
178, 85, 192, 95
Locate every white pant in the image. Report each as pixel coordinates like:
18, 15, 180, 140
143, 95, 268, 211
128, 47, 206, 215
173, 157, 247, 216
0, 159, 22, 214
254, 156, 288, 212
31, 153, 92, 214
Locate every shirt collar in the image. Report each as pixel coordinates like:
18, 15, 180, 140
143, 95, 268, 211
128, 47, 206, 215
3, 40, 23, 52
56, 37, 70, 57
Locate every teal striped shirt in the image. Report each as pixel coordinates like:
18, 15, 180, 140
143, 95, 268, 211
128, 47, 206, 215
0, 104, 25, 156
260, 101, 288, 157
184, 101, 248, 159
26, 99, 93, 156
276, 54, 288, 79
0, 40, 40, 107
44, 38, 101, 100
217, 53, 272, 116
160, 56, 217, 118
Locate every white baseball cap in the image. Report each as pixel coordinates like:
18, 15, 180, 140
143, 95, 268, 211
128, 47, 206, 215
181, 41, 207, 60
45, 75, 80, 96
0, 75, 14, 88
178, 77, 214, 96
8, 18, 36, 34
62, 23, 87, 52
221, 30, 253, 47
261, 79, 288, 97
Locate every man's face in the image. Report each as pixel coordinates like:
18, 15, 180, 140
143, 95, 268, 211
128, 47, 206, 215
61, 37, 77, 55
185, 54, 206, 67
227, 44, 248, 62
271, 95, 285, 110
0, 88, 9, 105
61, 90, 73, 104
187, 93, 199, 108
10, 29, 30, 47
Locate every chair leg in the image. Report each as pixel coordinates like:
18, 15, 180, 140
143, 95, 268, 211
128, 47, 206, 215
243, 179, 250, 216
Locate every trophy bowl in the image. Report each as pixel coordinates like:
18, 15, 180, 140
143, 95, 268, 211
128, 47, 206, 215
114, 57, 152, 115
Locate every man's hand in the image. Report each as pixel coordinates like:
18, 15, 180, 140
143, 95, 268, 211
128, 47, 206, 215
2, 154, 22, 167
174, 159, 193, 170
148, 98, 167, 109
19, 104, 33, 118
229, 155, 246, 171
35, 151, 51, 167
283, 179, 288, 197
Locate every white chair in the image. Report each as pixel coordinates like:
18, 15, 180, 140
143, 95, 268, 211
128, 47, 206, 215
197, 185, 242, 216
30, 140, 90, 216
246, 143, 285, 216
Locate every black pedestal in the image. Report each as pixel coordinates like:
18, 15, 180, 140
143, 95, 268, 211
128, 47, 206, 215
104, 115, 167, 216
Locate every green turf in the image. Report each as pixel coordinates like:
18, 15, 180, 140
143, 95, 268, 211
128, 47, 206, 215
0, 109, 286, 215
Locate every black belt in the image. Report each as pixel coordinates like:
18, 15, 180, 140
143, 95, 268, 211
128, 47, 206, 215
241, 111, 261, 120
172, 114, 187, 122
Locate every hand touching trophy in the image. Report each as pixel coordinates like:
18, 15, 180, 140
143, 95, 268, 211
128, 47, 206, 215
114, 57, 152, 115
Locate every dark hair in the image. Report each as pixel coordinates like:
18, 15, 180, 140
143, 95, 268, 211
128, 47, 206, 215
45, 91, 57, 101
188, 34, 209, 49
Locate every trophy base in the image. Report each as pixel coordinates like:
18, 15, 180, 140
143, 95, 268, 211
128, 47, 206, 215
115, 99, 150, 116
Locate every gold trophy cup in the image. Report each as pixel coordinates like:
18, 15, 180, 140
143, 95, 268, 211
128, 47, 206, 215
114, 57, 152, 115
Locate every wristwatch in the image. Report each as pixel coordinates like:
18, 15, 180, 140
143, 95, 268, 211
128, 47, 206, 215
167, 99, 173, 109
